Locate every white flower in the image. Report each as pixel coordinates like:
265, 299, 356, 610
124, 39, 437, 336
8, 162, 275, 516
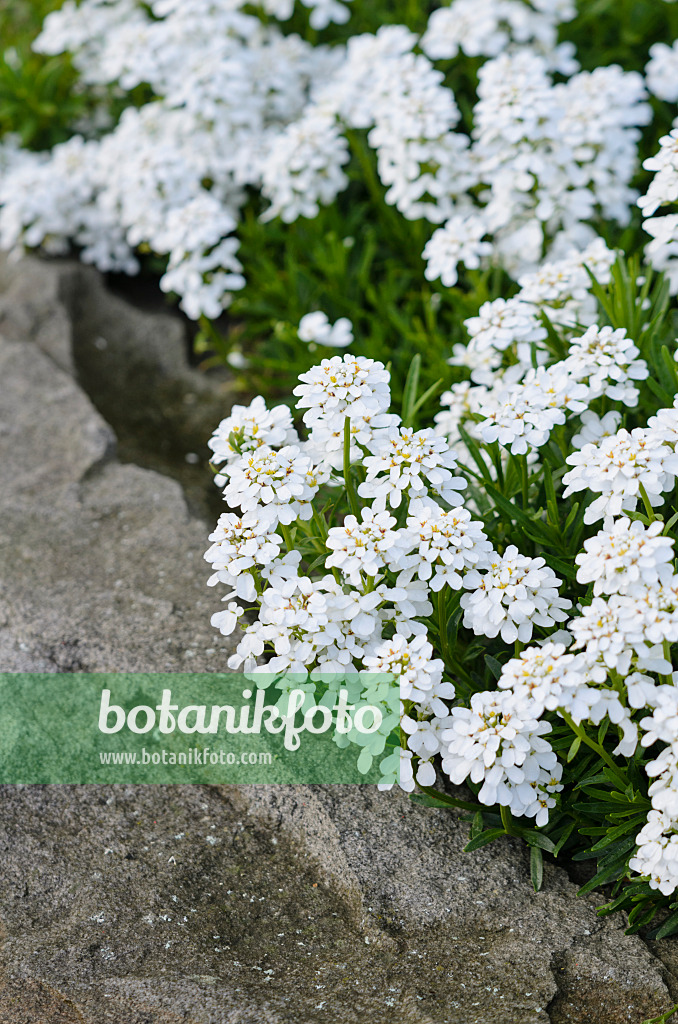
298, 311, 354, 348
498, 643, 584, 712
567, 594, 673, 677
301, 0, 352, 30
208, 397, 298, 476
463, 297, 547, 358
325, 508, 408, 585
224, 445, 321, 525
648, 396, 678, 446
293, 354, 391, 431
205, 508, 283, 600
571, 409, 622, 450
563, 325, 648, 406
421, 0, 575, 64
639, 130, 678, 217
516, 240, 617, 326
358, 427, 466, 510
563, 427, 678, 524
630, 808, 678, 896
260, 110, 350, 224
363, 633, 444, 703
397, 497, 493, 590
211, 600, 244, 637
461, 546, 571, 644
646, 41, 678, 103
575, 519, 675, 597
423, 213, 492, 287
479, 365, 587, 455
441, 689, 560, 824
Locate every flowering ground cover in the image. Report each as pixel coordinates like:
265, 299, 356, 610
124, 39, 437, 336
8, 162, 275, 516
9, 0, 678, 979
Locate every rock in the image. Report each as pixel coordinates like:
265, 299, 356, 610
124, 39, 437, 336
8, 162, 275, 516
0, 254, 237, 519
0, 337, 227, 673
0, 255, 676, 1022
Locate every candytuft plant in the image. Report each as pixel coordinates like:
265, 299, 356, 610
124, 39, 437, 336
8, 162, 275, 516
204, 254, 678, 938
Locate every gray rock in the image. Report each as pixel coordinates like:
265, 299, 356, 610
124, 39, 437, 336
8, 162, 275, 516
0, 254, 237, 519
0, 336, 227, 673
0, 255, 677, 1023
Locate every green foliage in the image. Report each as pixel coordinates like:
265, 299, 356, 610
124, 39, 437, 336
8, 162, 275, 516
0, 1, 87, 150
226, 175, 502, 412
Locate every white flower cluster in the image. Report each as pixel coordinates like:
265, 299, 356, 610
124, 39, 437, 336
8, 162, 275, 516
205, 353, 573, 803
0, 0, 654, 315
444, 238, 616, 391
474, 323, 647, 458
421, 0, 576, 68
205, 326, 678, 885
645, 41, 678, 103
442, 689, 562, 826
639, 130, 678, 293
563, 425, 678, 524
631, 689, 678, 894
1, 0, 344, 318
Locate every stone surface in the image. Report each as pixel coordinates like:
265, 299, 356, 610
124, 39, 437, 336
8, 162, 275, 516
0, 254, 235, 519
0, 256, 677, 1022
0, 336, 227, 673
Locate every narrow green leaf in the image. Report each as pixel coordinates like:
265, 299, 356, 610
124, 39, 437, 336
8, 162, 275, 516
464, 829, 507, 853
520, 831, 557, 854
484, 655, 503, 681
471, 811, 484, 839
588, 815, 648, 852
530, 846, 544, 892
567, 736, 582, 762
401, 353, 421, 427
553, 821, 576, 857
655, 909, 678, 940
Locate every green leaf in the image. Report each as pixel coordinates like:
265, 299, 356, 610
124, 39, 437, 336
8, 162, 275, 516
401, 353, 421, 427
655, 909, 678, 940
464, 828, 507, 853
530, 846, 544, 892
520, 831, 557, 854
567, 736, 582, 762
471, 811, 484, 839
413, 786, 479, 812
588, 814, 648, 853
484, 483, 557, 544
626, 901, 657, 933
410, 377, 445, 419
660, 346, 678, 394
553, 822, 576, 857
543, 462, 560, 529
484, 655, 503, 682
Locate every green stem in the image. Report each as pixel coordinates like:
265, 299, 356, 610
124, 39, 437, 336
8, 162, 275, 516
416, 784, 481, 813
438, 588, 451, 664
521, 455, 529, 511
661, 639, 674, 686
312, 504, 328, 543
280, 523, 294, 553
638, 482, 656, 522
343, 417, 360, 518
500, 805, 515, 835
